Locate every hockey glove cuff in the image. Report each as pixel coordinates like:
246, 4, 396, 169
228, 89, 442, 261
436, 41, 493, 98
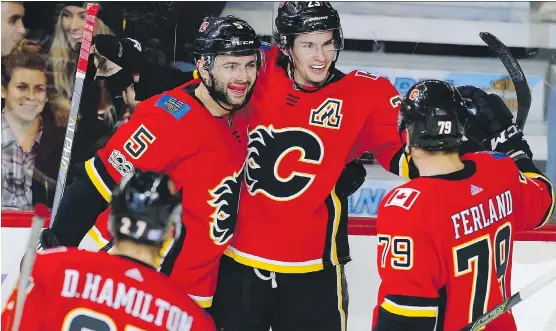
37, 228, 62, 252
335, 159, 367, 199
486, 124, 533, 161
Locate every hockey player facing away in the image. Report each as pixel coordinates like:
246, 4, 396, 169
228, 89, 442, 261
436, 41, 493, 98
372, 80, 555, 331
42, 16, 263, 309
2, 170, 216, 331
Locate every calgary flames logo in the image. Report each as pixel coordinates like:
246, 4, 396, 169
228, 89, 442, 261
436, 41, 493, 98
245, 125, 323, 201
208, 169, 242, 245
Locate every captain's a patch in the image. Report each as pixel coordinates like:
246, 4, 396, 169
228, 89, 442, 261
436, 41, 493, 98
155, 94, 191, 120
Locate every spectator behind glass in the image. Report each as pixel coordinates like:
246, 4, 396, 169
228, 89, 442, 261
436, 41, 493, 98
1, 50, 65, 210
1, 1, 26, 56
50, 4, 114, 101
49, 3, 128, 172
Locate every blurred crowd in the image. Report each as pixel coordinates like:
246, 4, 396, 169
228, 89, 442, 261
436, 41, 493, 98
1, 1, 225, 210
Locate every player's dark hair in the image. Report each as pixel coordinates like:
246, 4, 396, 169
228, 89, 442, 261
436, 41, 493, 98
1, 49, 51, 89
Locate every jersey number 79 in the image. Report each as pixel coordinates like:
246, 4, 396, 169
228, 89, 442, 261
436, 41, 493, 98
453, 222, 512, 324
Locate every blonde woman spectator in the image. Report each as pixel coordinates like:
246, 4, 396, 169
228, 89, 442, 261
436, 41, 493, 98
48, 3, 126, 167
50, 3, 116, 100
1, 50, 65, 210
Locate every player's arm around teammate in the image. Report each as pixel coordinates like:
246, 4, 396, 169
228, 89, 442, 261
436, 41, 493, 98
42, 16, 263, 250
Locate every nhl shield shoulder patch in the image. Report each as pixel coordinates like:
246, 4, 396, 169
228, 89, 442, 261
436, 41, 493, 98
155, 94, 191, 120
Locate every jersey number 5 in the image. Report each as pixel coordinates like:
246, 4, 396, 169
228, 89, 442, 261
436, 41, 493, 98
124, 125, 156, 160
453, 222, 512, 324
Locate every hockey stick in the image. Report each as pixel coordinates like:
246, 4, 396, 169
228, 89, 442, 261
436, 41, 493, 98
50, 3, 100, 223
11, 204, 49, 331
460, 265, 556, 331
479, 32, 532, 130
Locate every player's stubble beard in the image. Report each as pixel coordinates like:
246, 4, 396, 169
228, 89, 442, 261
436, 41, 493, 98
207, 72, 256, 112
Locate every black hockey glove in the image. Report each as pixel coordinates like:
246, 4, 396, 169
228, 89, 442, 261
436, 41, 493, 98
335, 159, 367, 199
37, 228, 62, 252
92, 34, 144, 74
457, 86, 532, 161
21, 228, 62, 272
90, 35, 144, 95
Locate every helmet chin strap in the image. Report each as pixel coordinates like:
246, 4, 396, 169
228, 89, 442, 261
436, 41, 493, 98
399, 128, 413, 173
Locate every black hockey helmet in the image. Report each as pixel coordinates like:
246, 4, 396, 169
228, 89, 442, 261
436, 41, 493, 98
193, 15, 264, 112
276, 1, 341, 36
193, 15, 262, 68
274, 2, 343, 91
399, 80, 466, 151
109, 170, 182, 247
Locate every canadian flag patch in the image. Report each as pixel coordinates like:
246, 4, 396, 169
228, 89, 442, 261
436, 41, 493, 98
384, 188, 421, 210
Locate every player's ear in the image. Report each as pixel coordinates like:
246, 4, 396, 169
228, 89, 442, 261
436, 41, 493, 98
196, 58, 209, 81
1, 85, 7, 99
281, 48, 290, 57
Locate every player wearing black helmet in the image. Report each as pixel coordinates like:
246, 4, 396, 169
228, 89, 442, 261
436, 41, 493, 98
192, 16, 263, 112
84, 6, 459, 331
207, 3, 408, 331
108, 170, 182, 250
3, 170, 217, 331
372, 80, 554, 331
273, 1, 343, 90
42, 16, 262, 309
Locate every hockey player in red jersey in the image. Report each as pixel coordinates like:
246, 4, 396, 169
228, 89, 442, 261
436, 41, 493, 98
2, 170, 216, 331
207, 3, 415, 330
42, 16, 263, 309
372, 80, 555, 331
44, 4, 479, 330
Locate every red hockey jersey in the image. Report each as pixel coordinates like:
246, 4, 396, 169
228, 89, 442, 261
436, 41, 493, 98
224, 46, 406, 273
84, 80, 247, 308
372, 152, 555, 331
2, 247, 216, 331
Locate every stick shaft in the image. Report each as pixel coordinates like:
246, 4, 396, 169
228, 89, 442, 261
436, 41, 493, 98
11, 215, 46, 331
51, 3, 100, 224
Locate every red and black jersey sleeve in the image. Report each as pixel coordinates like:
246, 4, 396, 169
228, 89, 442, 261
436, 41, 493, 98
89, 88, 196, 201
51, 85, 198, 247
348, 76, 418, 179
372, 185, 443, 331
508, 157, 554, 231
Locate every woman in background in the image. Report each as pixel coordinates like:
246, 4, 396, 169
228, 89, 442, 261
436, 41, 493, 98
1, 49, 65, 210
48, 3, 125, 171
